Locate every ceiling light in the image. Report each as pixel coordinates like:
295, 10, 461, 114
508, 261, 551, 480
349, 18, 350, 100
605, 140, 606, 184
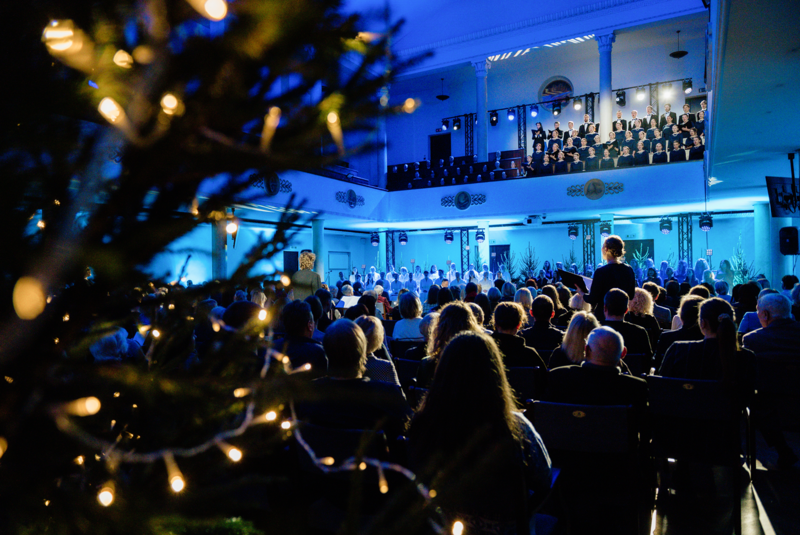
683, 79, 693, 94
553, 101, 561, 116
371, 232, 380, 246
660, 216, 672, 234
636, 87, 645, 101
568, 224, 579, 240
507, 108, 516, 121
669, 30, 688, 59
441, 119, 449, 131
615, 90, 626, 107
573, 97, 582, 111
599, 221, 612, 238
662, 83, 674, 98
398, 231, 408, 245
436, 78, 449, 101
475, 229, 485, 243
490, 111, 498, 126
444, 230, 454, 244
453, 118, 461, 130
699, 213, 713, 232
530, 104, 539, 118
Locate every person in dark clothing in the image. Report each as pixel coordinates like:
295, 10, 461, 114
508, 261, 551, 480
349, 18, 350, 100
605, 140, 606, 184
575, 235, 636, 322
416, 302, 483, 388
491, 302, 547, 370
653, 295, 704, 369
315, 288, 335, 332
521, 295, 565, 353
273, 300, 328, 374
294, 319, 411, 440
601, 289, 653, 373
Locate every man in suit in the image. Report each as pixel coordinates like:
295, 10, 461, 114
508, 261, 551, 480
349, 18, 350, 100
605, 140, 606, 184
659, 103, 678, 129
522, 295, 565, 353
642, 105, 657, 129
601, 289, 653, 372
681, 103, 696, 124
743, 293, 800, 360
628, 110, 641, 130
562, 121, 578, 142
615, 110, 628, 131
653, 294, 704, 369
578, 114, 594, 138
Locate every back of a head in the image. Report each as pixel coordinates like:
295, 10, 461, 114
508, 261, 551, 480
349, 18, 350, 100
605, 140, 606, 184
556, 287, 572, 310
502, 282, 516, 298
678, 294, 704, 326
679, 282, 691, 295
196, 299, 218, 318
467, 302, 485, 325
531, 295, 554, 323
514, 288, 533, 311
603, 235, 625, 259
629, 287, 654, 316
700, 282, 716, 296
342, 285, 354, 296
315, 289, 332, 309
281, 300, 313, 337
437, 287, 454, 307
223, 300, 262, 330
465, 282, 478, 295
450, 286, 462, 301
427, 285, 440, 305
782, 275, 799, 291
603, 288, 629, 317
493, 302, 526, 331
487, 287, 502, 304
474, 293, 492, 323
304, 295, 323, 323
689, 285, 710, 299
419, 312, 439, 341
758, 293, 792, 320
251, 291, 267, 307
354, 315, 385, 354
699, 298, 739, 383
357, 294, 377, 316
299, 251, 316, 271
792, 283, 800, 306
739, 281, 761, 307
666, 280, 680, 297
344, 304, 368, 321
586, 326, 624, 365
642, 282, 660, 301
323, 319, 367, 378
541, 285, 562, 310
399, 292, 422, 319
429, 301, 482, 359
526, 278, 538, 290
90, 327, 129, 363
562, 311, 600, 363
714, 280, 729, 296
234, 289, 247, 301
494, 279, 505, 291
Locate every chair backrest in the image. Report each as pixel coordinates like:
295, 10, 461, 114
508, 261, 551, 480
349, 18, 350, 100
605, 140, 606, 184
381, 319, 396, 337
646, 375, 734, 421
506, 367, 543, 402
756, 357, 800, 397
530, 401, 633, 454
375, 301, 385, 317
390, 339, 420, 361
393, 358, 421, 390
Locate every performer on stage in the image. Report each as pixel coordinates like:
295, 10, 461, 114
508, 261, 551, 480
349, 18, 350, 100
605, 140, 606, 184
447, 263, 457, 283
349, 266, 359, 283
399, 266, 410, 283
429, 264, 439, 282
413, 265, 424, 283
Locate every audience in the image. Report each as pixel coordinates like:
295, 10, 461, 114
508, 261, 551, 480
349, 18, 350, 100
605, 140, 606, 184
416, 302, 483, 388
521, 295, 565, 353
601, 289, 653, 361
625, 287, 661, 352
355, 315, 401, 387
404, 312, 439, 361
393, 292, 425, 341
491, 302, 547, 371
548, 311, 600, 369
273, 300, 328, 374
653, 295, 704, 369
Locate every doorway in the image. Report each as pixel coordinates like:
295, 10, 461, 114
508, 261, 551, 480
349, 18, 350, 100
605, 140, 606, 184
328, 251, 351, 286
490, 244, 511, 274
429, 133, 451, 165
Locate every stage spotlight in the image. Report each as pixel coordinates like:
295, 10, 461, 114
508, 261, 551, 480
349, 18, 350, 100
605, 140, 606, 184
530, 104, 539, 117
444, 230, 454, 244
553, 101, 561, 116
453, 118, 461, 130
683, 79, 693, 94
568, 224, 579, 240
616, 90, 626, 107
660, 216, 672, 235
475, 229, 485, 243
507, 108, 516, 121
636, 87, 645, 101
662, 83, 674, 98
398, 231, 408, 245
490, 111, 498, 126
699, 213, 713, 232
599, 221, 612, 238
573, 97, 582, 111
441, 119, 449, 131
370, 232, 379, 246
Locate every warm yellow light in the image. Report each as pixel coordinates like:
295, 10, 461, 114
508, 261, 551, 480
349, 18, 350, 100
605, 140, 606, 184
303, 363, 311, 370
228, 448, 243, 462
37, 220, 46, 229
403, 98, 420, 114
65, 396, 101, 416
280, 275, 291, 286
226, 221, 238, 234
327, 111, 339, 124
203, 0, 228, 20
161, 93, 179, 114
265, 411, 277, 421
98, 97, 123, 124
452, 520, 464, 535
74, 455, 84, 465
258, 309, 267, 321
151, 329, 160, 338
168, 303, 175, 310
358, 462, 367, 471
280, 421, 291, 429
233, 388, 250, 398
62, 314, 70, 322
428, 489, 437, 498
113, 50, 133, 69
43, 21, 80, 53
170, 475, 185, 493
132, 45, 154, 64
97, 487, 114, 506
320, 457, 335, 466
0, 437, 7, 458
12, 276, 47, 320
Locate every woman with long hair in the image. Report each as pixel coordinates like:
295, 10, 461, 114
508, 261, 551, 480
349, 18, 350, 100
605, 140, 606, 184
548, 311, 600, 369
541, 285, 570, 328
415, 302, 483, 388
626, 287, 661, 351
575, 235, 636, 321
423, 284, 440, 315
407, 332, 551, 529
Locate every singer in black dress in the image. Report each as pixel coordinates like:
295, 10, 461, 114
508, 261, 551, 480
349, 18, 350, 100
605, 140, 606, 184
575, 235, 636, 322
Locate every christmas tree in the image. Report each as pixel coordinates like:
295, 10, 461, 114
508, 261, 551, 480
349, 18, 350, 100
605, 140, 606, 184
0, 0, 435, 533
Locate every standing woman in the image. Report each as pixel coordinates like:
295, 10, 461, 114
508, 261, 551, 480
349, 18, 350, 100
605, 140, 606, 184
585, 147, 599, 171
646, 117, 659, 140
574, 235, 636, 321
585, 123, 599, 145
532, 122, 547, 149
617, 146, 634, 168
605, 132, 620, 158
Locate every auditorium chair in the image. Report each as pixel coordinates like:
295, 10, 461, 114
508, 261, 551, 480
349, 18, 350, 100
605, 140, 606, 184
506, 366, 545, 404
393, 358, 421, 393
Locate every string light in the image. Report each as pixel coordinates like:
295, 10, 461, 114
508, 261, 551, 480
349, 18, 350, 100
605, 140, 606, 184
260, 107, 281, 151
113, 50, 133, 68
280, 421, 291, 429
320, 457, 335, 466
37, 220, 46, 229
327, 111, 339, 124
225, 221, 238, 234
402, 98, 420, 114
359, 462, 367, 471
65, 397, 101, 417
264, 411, 277, 421
428, 489, 437, 498
378, 464, 389, 494
74, 455, 84, 465
151, 329, 161, 338
280, 274, 291, 286
98, 97, 125, 124
164, 453, 186, 493
160, 93, 179, 115
0, 437, 7, 459
42, 20, 79, 53
233, 388, 250, 398
12, 276, 47, 320
258, 309, 267, 321
97, 487, 114, 507
63, 314, 70, 322
217, 441, 243, 462
185, 0, 229, 21
452, 521, 464, 535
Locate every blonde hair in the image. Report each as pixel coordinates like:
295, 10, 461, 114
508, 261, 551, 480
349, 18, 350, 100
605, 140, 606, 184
629, 287, 654, 316
355, 315, 385, 354
299, 251, 316, 270
427, 301, 483, 360
561, 311, 600, 364
251, 291, 266, 307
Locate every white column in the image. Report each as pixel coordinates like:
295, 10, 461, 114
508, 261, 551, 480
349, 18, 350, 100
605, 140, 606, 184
477, 220, 490, 270
312, 219, 326, 284
378, 229, 388, 273
596, 33, 615, 139
472, 59, 491, 162
377, 86, 389, 189
211, 220, 227, 280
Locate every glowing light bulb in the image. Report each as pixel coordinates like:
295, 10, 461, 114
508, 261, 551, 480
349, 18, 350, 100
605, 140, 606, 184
280, 275, 291, 286
228, 448, 242, 462
62, 314, 69, 322
203, 0, 228, 20
37, 220, 45, 229
428, 489, 437, 498
113, 50, 133, 68
258, 309, 267, 321
97, 487, 114, 506
160, 93, 179, 115
170, 475, 185, 493
98, 97, 123, 124
233, 388, 250, 398
359, 462, 367, 471
452, 521, 464, 535
280, 421, 291, 430
66, 396, 101, 416
226, 221, 238, 234
378, 466, 388, 494
12, 276, 47, 320
265, 411, 277, 421
327, 111, 339, 124
402, 98, 420, 114
151, 329, 160, 338
74, 455, 84, 465
320, 457, 335, 466
42, 20, 79, 53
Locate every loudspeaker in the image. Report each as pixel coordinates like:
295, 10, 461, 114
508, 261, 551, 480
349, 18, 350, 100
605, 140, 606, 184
779, 227, 799, 255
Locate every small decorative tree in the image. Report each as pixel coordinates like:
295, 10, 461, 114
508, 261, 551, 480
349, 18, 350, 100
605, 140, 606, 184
730, 233, 756, 286
520, 242, 540, 280
500, 250, 519, 283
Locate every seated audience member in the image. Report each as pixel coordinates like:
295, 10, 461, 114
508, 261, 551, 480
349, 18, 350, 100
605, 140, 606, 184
569, 151, 583, 173
315, 289, 335, 332
660, 298, 755, 398
634, 142, 650, 166
714, 281, 731, 303
500, 282, 516, 302
600, 148, 615, 170
688, 136, 705, 160
584, 147, 599, 170
625, 288, 661, 352
735, 281, 761, 323
404, 312, 439, 361
233, 289, 247, 302
642, 282, 671, 326
654, 295, 704, 369
393, 292, 425, 341
554, 151, 568, 175
304, 295, 326, 342
514, 288, 534, 324
541, 285, 570, 328
89, 327, 145, 365
548, 311, 600, 369
601, 289, 653, 360
739, 288, 780, 334
423, 285, 440, 315
355, 315, 400, 387
487, 287, 502, 316
390, 288, 409, 319
474, 293, 494, 328
491, 302, 547, 370
669, 140, 686, 162
416, 301, 483, 388
273, 300, 328, 374
544, 326, 649, 429
522, 295, 565, 353
373, 285, 392, 318
781, 275, 799, 299
295, 319, 411, 439
467, 303, 491, 333
464, 282, 479, 302
407, 332, 552, 525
